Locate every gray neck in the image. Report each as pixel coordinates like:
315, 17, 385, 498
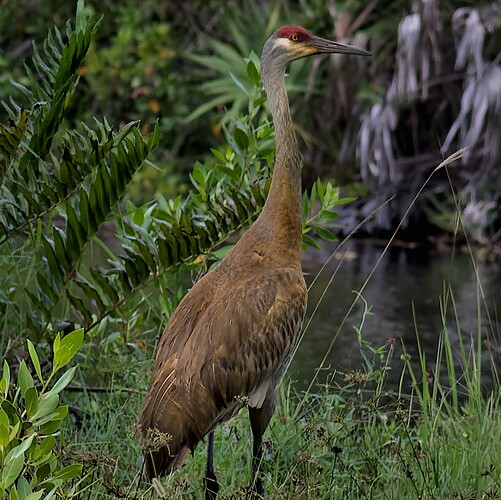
251, 43, 302, 259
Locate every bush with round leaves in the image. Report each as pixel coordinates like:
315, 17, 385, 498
0, 329, 84, 499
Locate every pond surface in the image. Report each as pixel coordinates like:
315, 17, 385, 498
290, 241, 501, 394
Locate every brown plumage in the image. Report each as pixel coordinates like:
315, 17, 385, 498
140, 25, 370, 497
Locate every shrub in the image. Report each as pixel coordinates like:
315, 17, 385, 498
0, 330, 84, 499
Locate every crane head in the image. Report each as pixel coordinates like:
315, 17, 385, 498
265, 25, 371, 64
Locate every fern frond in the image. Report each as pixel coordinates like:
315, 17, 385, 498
26, 123, 160, 332
73, 174, 271, 332
0, 8, 101, 241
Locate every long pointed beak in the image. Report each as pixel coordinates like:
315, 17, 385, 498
312, 36, 371, 57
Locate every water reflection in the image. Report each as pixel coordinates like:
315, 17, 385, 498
291, 241, 501, 393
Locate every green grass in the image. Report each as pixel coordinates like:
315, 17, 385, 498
5, 146, 499, 497
59, 379, 501, 498
58, 286, 501, 499
1, 264, 498, 498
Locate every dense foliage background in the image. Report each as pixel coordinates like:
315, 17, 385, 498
0, 0, 500, 498
2, 0, 499, 238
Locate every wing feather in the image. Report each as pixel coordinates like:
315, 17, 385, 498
140, 265, 306, 477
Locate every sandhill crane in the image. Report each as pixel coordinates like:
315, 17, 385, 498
140, 25, 370, 498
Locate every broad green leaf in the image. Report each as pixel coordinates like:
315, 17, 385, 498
0, 408, 9, 429
191, 163, 206, 190
1, 399, 19, 428
16, 475, 32, 498
210, 148, 227, 164
52, 463, 82, 480
332, 196, 355, 206
318, 210, 339, 220
302, 234, 320, 249
50, 366, 77, 395
53, 333, 60, 355
41, 485, 58, 500
17, 361, 34, 399
32, 436, 55, 461
32, 393, 59, 424
9, 485, 20, 500
53, 346, 71, 374
24, 386, 39, 419
53, 328, 83, 372
1, 453, 24, 488
8, 421, 20, 443
35, 461, 52, 483
23, 492, 44, 500
246, 59, 260, 86
39, 406, 68, 434
5, 435, 35, 461
301, 192, 308, 221
234, 127, 249, 150
0, 422, 9, 448
27, 340, 43, 384
1, 361, 10, 397
314, 226, 337, 241
309, 182, 317, 212
316, 179, 325, 204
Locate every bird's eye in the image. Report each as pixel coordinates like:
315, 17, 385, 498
290, 33, 300, 42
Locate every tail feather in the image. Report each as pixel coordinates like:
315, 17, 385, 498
140, 362, 196, 479
140, 359, 219, 479
144, 444, 190, 479
140, 367, 179, 477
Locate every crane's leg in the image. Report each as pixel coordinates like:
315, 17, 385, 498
248, 391, 277, 499
204, 430, 219, 500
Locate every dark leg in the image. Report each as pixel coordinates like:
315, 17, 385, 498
204, 431, 219, 500
248, 391, 277, 499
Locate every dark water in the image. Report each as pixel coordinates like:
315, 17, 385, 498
290, 241, 501, 393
